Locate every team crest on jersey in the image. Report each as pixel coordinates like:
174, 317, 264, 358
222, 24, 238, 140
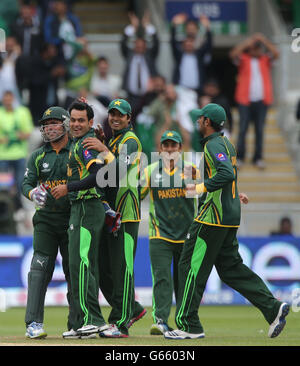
83, 149, 92, 161
41, 162, 50, 172
215, 153, 227, 161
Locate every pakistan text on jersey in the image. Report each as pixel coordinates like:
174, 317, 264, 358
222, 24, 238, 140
157, 188, 186, 199
43, 179, 67, 188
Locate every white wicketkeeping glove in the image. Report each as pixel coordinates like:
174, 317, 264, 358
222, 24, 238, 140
30, 184, 48, 208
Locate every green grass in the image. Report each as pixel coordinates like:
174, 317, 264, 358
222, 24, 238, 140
0, 305, 299, 346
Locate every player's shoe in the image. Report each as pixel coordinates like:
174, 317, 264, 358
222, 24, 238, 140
76, 324, 99, 335
62, 329, 96, 339
164, 329, 205, 340
62, 329, 81, 339
25, 322, 47, 339
99, 324, 128, 338
150, 321, 172, 335
268, 302, 290, 338
127, 308, 147, 329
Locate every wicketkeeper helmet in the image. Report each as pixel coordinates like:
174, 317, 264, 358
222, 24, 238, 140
39, 106, 70, 142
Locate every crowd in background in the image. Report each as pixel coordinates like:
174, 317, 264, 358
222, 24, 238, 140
0, 0, 281, 232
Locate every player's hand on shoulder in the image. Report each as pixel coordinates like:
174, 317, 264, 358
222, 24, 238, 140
82, 137, 107, 153
94, 124, 106, 142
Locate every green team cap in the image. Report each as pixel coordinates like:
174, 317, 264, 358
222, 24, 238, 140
108, 99, 132, 115
160, 130, 183, 144
190, 103, 226, 127
39, 106, 70, 124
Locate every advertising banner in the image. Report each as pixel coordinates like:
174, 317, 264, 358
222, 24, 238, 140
165, 0, 248, 34
165, 0, 248, 22
0, 235, 299, 309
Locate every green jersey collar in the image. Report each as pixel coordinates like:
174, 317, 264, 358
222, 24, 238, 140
199, 132, 224, 147
112, 125, 133, 137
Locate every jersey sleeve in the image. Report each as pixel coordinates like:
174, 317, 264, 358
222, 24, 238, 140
203, 140, 235, 192
22, 152, 39, 199
80, 146, 104, 170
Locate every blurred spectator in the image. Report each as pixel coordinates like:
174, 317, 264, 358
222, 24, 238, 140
120, 11, 160, 113
77, 88, 108, 131
0, 91, 33, 213
296, 98, 300, 121
229, 33, 279, 170
199, 78, 233, 135
63, 38, 108, 128
270, 216, 294, 236
185, 18, 202, 44
0, 36, 22, 104
133, 74, 167, 119
11, 2, 43, 57
171, 13, 207, 48
64, 37, 97, 109
134, 74, 167, 160
43, 0, 83, 62
89, 56, 122, 107
16, 42, 66, 127
170, 13, 212, 94
37, 0, 76, 23
0, 0, 19, 35
139, 84, 193, 152
0, 177, 17, 234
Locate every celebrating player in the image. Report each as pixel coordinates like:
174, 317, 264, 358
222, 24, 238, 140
22, 106, 76, 339
51, 99, 120, 338
140, 130, 199, 335
82, 98, 146, 337
164, 103, 289, 340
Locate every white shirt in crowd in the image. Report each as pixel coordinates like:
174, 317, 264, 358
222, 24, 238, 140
249, 58, 264, 102
179, 53, 199, 90
127, 54, 150, 96
90, 72, 122, 100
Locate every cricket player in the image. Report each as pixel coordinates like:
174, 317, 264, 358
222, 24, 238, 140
82, 98, 146, 337
164, 103, 289, 340
140, 130, 199, 335
22, 106, 76, 339
51, 99, 121, 338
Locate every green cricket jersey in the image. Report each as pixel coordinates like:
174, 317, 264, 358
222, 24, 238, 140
104, 126, 142, 222
67, 128, 104, 201
22, 139, 72, 213
141, 159, 198, 243
195, 132, 240, 227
